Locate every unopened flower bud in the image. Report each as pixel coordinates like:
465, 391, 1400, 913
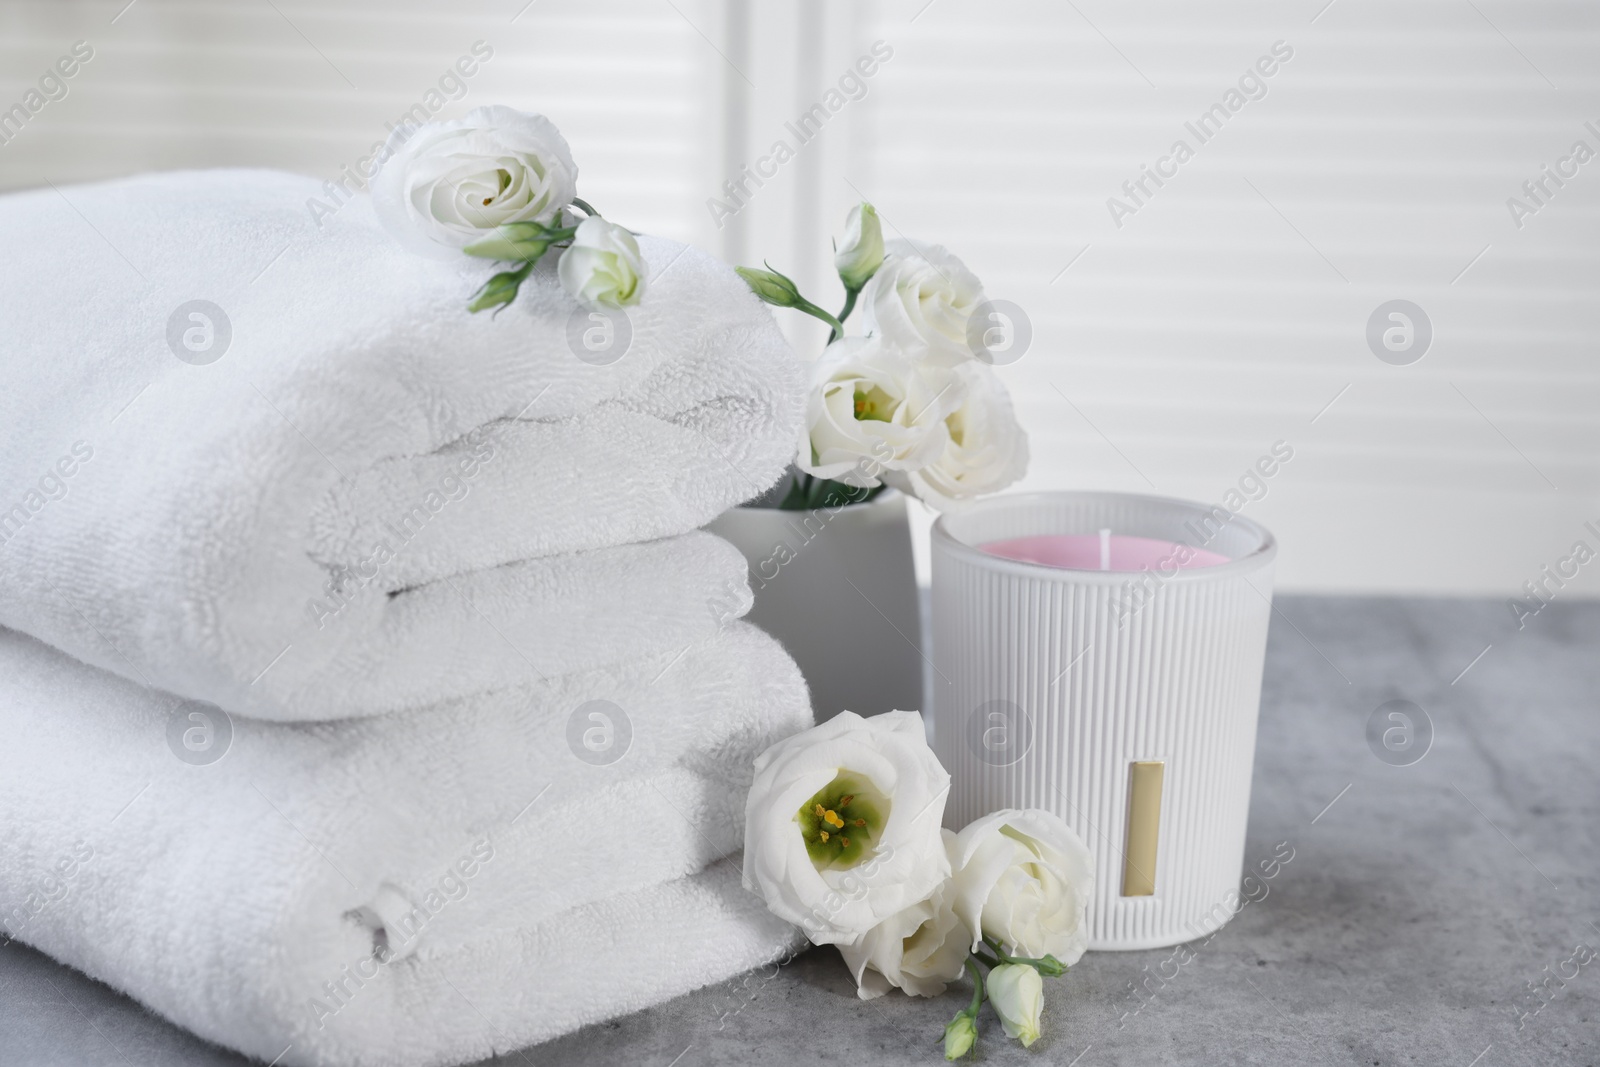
835, 202, 884, 291
464, 220, 555, 262
987, 963, 1043, 1047
943, 1011, 977, 1060
735, 264, 804, 308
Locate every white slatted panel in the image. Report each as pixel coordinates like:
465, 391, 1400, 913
3, 0, 1597, 595
0, 0, 728, 247
830, 0, 1600, 595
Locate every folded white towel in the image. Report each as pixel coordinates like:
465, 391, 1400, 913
0, 168, 800, 718
0, 621, 810, 1066
322, 857, 803, 1067
208, 530, 751, 721
339, 859, 803, 1067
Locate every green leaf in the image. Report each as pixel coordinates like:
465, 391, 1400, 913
798, 477, 874, 511
776, 473, 813, 510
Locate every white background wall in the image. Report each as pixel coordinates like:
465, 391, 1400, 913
3, 0, 1597, 598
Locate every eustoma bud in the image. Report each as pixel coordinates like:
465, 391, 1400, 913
835, 202, 884, 291
986, 963, 1044, 1047
466, 263, 533, 314
735, 263, 844, 338
942, 1012, 977, 1060
463, 220, 560, 262
735, 264, 805, 308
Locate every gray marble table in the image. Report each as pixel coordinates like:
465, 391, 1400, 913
3, 595, 1596, 1066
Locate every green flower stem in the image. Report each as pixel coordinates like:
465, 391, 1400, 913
733, 263, 846, 338
982, 936, 1067, 977
569, 197, 600, 217
941, 959, 987, 1060
964, 958, 986, 1016
793, 297, 845, 340
831, 288, 860, 343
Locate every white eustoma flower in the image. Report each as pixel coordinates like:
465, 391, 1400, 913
986, 963, 1044, 1047
798, 337, 960, 489
558, 217, 645, 309
886, 360, 1028, 510
742, 710, 951, 947
371, 105, 577, 258
835, 202, 885, 291
860, 239, 985, 366
949, 809, 1093, 964
837, 844, 969, 999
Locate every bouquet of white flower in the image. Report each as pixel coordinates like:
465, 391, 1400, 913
742, 710, 1093, 1059
369, 104, 646, 315
736, 204, 1029, 512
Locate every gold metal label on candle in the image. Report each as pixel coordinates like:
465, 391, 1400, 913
1122, 760, 1164, 896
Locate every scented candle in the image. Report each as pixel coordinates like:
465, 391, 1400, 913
930, 491, 1277, 950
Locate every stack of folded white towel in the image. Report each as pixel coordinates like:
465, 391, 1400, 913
0, 172, 810, 1067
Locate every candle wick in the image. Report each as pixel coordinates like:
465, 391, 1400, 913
1099, 528, 1111, 571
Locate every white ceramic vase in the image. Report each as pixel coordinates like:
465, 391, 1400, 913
706, 490, 923, 722
929, 491, 1277, 950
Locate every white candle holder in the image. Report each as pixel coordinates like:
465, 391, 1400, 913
930, 491, 1277, 950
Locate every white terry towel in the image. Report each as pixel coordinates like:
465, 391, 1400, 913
183, 530, 749, 722
310, 857, 804, 1067
0, 622, 810, 1066
0, 168, 801, 720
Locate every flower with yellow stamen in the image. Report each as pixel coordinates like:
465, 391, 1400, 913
742, 710, 952, 946
796, 771, 889, 872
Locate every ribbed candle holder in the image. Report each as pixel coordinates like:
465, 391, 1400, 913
930, 491, 1276, 950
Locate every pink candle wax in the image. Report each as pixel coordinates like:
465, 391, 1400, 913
978, 533, 1231, 572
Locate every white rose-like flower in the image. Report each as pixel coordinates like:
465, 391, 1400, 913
885, 360, 1028, 510
837, 844, 969, 999
558, 217, 645, 309
799, 337, 961, 489
371, 105, 577, 258
949, 809, 1093, 964
742, 710, 951, 947
860, 239, 986, 366
986, 963, 1045, 1047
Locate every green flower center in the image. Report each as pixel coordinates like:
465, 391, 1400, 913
796, 771, 889, 871
853, 386, 896, 422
